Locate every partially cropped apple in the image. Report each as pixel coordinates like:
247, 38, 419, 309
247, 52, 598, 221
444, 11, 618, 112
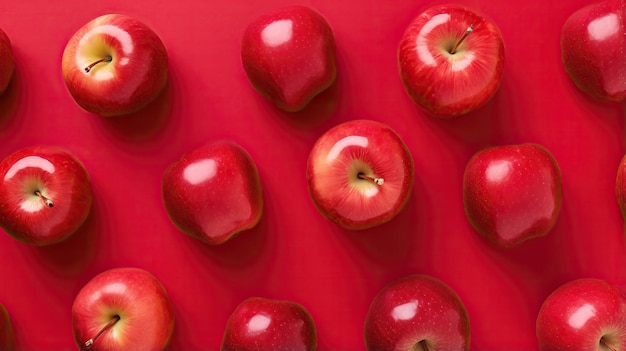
62, 14, 168, 116
0, 27, 14, 95
306, 120, 414, 230
561, 0, 626, 101
0, 303, 14, 351
615, 153, 626, 219
0, 146, 93, 246
72, 267, 175, 350
398, 4, 505, 118
162, 142, 263, 245
364, 274, 470, 351
221, 297, 317, 351
536, 278, 626, 350
463, 143, 562, 248
241, 5, 337, 112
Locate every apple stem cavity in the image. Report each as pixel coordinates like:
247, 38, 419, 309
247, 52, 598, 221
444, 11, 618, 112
84, 56, 112, 73
449, 24, 475, 55
600, 337, 617, 351
412, 340, 430, 351
34, 190, 53, 208
357, 173, 384, 185
83, 315, 120, 350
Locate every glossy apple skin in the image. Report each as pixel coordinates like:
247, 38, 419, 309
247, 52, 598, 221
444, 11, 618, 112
0, 27, 14, 95
306, 120, 414, 230
364, 274, 470, 351
398, 4, 505, 118
241, 6, 337, 112
221, 297, 317, 351
72, 267, 175, 351
463, 143, 562, 248
615, 153, 626, 219
0, 146, 93, 246
162, 142, 263, 245
561, 0, 625, 101
62, 14, 168, 116
536, 278, 626, 351
0, 303, 14, 351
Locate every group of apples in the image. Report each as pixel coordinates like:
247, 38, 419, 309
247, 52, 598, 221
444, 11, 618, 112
0, 0, 626, 349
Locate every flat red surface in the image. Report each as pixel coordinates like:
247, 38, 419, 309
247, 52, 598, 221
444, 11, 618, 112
0, 0, 625, 350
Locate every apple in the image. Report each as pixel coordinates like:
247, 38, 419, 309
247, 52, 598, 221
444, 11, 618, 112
72, 267, 175, 350
162, 141, 263, 245
561, 0, 626, 101
0, 27, 14, 95
463, 143, 562, 248
364, 274, 470, 351
536, 278, 626, 350
398, 4, 505, 118
241, 5, 337, 112
615, 153, 626, 219
62, 14, 168, 116
0, 303, 14, 351
221, 297, 317, 351
306, 119, 413, 230
0, 146, 92, 246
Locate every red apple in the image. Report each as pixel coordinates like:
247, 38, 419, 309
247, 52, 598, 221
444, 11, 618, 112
62, 14, 168, 116
463, 143, 562, 248
398, 4, 505, 118
0, 27, 14, 95
0, 146, 92, 246
306, 120, 414, 230
241, 5, 337, 112
221, 297, 317, 351
0, 303, 14, 351
364, 274, 470, 351
561, 0, 626, 101
615, 153, 626, 219
162, 142, 263, 245
536, 278, 626, 350
72, 267, 175, 350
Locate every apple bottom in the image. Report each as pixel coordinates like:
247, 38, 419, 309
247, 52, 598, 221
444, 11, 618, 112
364, 274, 470, 351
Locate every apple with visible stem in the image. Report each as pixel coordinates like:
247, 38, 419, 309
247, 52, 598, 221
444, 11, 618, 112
463, 143, 562, 248
0, 27, 14, 95
306, 119, 414, 230
221, 297, 317, 351
162, 142, 263, 245
0, 303, 14, 351
62, 14, 168, 116
398, 4, 505, 118
0, 146, 92, 246
536, 278, 626, 351
561, 0, 626, 101
241, 5, 337, 112
72, 267, 175, 351
364, 274, 470, 351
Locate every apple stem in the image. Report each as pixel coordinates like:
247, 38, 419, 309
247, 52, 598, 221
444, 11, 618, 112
449, 24, 475, 55
84, 56, 112, 73
600, 337, 617, 351
34, 190, 53, 208
83, 315, 120, 350
357, 173, 384, 185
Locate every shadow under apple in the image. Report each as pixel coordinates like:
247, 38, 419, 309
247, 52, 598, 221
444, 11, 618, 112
272, 78, 341, 130
0, 68, 19, 130
333, 186, 423, 273
14, 204, 98, 277
92, 78, 173, 143
172, 213, 269, 271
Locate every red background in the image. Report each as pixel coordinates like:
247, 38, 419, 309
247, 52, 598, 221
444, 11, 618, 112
1, 0, 625, 350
